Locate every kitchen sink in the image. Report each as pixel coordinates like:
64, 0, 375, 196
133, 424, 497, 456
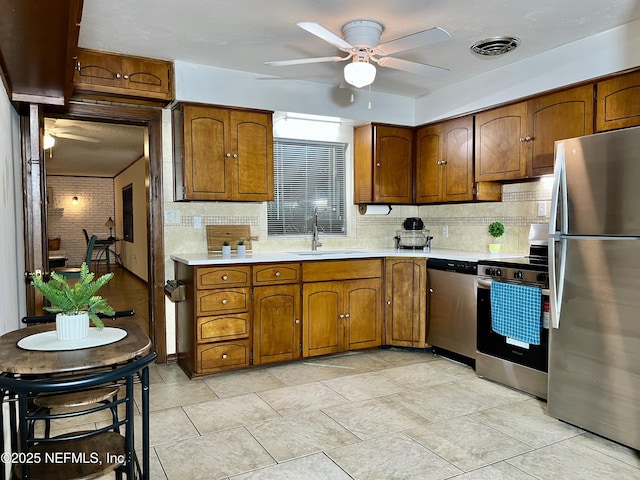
288, 249, 364, 256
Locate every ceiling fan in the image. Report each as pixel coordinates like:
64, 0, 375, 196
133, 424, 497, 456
44, 118, 101, 150
265, 20, 452, 88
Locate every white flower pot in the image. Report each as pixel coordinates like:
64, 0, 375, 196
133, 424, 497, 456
222, 245, 231, 255
237, 245, 246, 256
56, 312, 90, 341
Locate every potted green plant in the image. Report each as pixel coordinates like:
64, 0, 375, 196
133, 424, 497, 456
236, 239, 246, 256
488, 221, 505, 253
31, 263, 114, 341
221, 240, 231, 255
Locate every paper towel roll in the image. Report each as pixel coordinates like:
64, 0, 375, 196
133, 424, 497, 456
358, 205, 392, 215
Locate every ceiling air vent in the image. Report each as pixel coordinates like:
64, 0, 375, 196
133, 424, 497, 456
471, 36, 520, 56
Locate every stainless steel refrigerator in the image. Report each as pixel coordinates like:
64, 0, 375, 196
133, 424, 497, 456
548, 125, 640, 450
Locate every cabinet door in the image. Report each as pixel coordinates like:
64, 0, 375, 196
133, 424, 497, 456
596, 71, 640, 132
344, 278, 382, 350
230, 110, 274, 201
415, 124, 443, 203
475, 102, 528, 181
182, 106, 232, 200
384, 258, 426, 347
74, 50, 122, 88
528, 85, 594, 176
253, 284, 301, 364
303, 282, 343, 357
121, 56, 172, 97
441, 116, 474, 202
374, 126, 414, 203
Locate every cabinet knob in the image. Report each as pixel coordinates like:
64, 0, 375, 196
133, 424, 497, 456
345, 313, 350, 318
519, 136, 532, 142
123, 74, 129, 79
339, 314, 345, 319
221, 299, 228, 305
222, 354, 228, 359
295, 319, 300, 324
387, 300, 392, 305
222, 275, 228, 280
76, 61, 81, 72
226, 153, 232, 157
275, 271, 281, 277
116, 73, 121, 79
376, 162, 381, 167
441, 160, 447, 165
233, 153, 238, 158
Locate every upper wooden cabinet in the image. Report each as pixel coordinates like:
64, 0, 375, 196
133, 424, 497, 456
73, 48, 173, 101
596, 70, 640, 132
527, 85, 594, 176
354, 124, 414, 204
475, 85, 594, 180
416, 116, 476, 203
173, 103, 274, 201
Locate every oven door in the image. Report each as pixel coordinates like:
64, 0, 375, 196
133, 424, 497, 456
477, 278, 549, 372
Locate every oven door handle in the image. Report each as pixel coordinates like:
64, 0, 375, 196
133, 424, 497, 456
477, 278, 492, 290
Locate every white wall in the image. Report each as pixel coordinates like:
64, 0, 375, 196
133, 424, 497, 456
114, 157, 149, 281
0, 82, 26, 334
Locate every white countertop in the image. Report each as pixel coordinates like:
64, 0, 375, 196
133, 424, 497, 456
170, 248, 526, 266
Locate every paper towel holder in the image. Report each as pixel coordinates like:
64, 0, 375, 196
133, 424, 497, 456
358, 204, 392, 215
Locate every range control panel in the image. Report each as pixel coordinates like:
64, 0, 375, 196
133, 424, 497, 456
479, 265, 548, 287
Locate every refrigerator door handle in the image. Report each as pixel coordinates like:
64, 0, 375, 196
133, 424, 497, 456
549, 237, 567, 329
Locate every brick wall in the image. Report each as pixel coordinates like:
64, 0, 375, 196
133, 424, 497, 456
47, 176, 115, 266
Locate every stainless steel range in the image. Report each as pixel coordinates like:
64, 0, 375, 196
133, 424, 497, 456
476, 252, 550, 399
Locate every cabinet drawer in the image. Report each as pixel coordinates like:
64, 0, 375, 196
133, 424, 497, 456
197, 313, 249, 342
197, 288, 250, 316
302, 259, 382, 282
197, 341, 250, 373
196, 266, 251, 289
253, 263, 300, 285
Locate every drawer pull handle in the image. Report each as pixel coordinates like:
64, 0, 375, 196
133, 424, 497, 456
222, 354, 228, 359
275, 271, 281, 277
221, 299, 228, 305
222, 275, 229, 281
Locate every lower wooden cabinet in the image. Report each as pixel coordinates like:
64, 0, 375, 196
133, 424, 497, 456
302, 261, 383, 358
384, 258, 427, 348
253, 284, 302, 365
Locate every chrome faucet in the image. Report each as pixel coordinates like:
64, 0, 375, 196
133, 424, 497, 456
311, 207, 323, 251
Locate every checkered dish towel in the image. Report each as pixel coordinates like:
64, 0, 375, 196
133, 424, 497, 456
490, 282, 543, 345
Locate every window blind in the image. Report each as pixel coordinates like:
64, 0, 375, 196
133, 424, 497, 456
268, 138, 346, 236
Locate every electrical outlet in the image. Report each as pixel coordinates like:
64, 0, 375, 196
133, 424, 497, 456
193, 216, 202, 229
442, 225, 449, 237
164, 209, 181, 225
537, 201, 547, 217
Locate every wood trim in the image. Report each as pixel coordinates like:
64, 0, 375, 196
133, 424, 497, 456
50, 101, 167, 363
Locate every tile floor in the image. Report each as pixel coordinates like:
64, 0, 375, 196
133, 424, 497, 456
68, 349, 640, 479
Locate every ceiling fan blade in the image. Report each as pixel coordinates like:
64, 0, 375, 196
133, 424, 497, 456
297, 22, 353, 50
376, 27, 451, 55
53, 132, 101, 143
377, 57, 450, 78
265, 56, 348, 66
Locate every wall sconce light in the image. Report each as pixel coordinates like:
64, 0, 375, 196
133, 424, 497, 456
72, 196, 78, 205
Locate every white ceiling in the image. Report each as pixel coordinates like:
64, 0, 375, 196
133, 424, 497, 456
54, 0, 640, 176
79, 0, 640, 98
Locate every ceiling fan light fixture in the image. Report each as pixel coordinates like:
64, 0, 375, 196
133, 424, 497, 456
43, 134, 55, 150
344, 60, 376, 88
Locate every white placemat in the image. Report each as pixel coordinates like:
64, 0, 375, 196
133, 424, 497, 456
17, 327, 127, 351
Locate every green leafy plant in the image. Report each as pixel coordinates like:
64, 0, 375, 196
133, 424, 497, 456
488, 221, 505, 238
223, 240, 230, 246
237, 239, 244, 246
31, 263, 114, 329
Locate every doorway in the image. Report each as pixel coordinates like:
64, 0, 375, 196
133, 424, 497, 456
37, 102, 166, 362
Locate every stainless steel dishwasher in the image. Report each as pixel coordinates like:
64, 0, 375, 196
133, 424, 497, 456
426, 258, 478, 363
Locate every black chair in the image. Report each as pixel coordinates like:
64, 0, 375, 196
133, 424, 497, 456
83, 229, 111, 269
52, 235, 98, 278
0, 352, 156, 480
